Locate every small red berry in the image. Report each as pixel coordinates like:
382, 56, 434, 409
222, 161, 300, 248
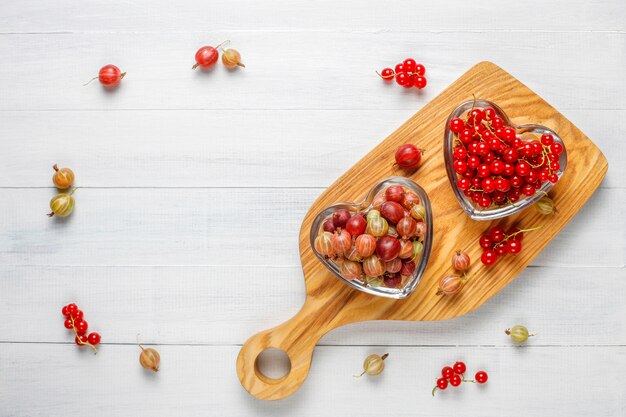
550, 142, 564, 155
98, 64, 125, 87
453, 361, 466, 375
413, 76, 427, 89
449, 374, 462, 387
66, 303, 78, 316
402, 58, 416, 73
481, 249, 497, 266
541, 133, 554, 146
75, 335, 88, 346
74, 320, 88, 335
63, 318, 74, 329
488, 226, 506, 242
394, 63, 405, 74
507, 240, 522, 254
414, 63, 426, 76
437, 377, 448, 390
479, 235, 492, 248
61, 305, 70, 317
380, 68, 394, 81
395, 72, 409, 86
475, 371, 488, 384
87, 332, 101, 345
442, 366, 455, 379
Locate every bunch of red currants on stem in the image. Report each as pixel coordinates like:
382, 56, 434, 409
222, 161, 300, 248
432, 361, 488, 396
61, 303, 101, 353
378, 58, 427, 89
479, 225, 543, 266
449, 105, 564, 209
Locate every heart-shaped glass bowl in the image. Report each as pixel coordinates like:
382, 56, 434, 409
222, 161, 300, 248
310, 177, 433, 299
444, 99, 567, 220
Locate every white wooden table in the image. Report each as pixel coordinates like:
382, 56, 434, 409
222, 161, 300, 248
0, 1, 624, 415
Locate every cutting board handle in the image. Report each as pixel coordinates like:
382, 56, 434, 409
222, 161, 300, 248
236, 298, 332, 400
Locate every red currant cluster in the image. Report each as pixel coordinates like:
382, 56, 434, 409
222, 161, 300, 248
449, 105, 564, 209
62, 303, 101, 352
432, 361, 487, 396
479, 225, 542, 266
378, 58, 427, 89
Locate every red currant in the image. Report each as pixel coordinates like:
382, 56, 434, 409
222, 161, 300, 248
479, 235, 492, 248
87, 332, 101, 345
478, 194, 492, 208
515, 161, 531, 176
467, 109, 483, 125
395, 72, 409, 86
476, 164, 491, 178
75, 335, 88, 346
66, 303, 78, 316
488, 226, 506, 242
475, 371, 488, 384
449, 374, 462, 387
414, 64, 426, 76
453, 146, 467, 160
402, 58, 416, 73
453, 361, 466, 375
442, 366, 455, 379
394, 63, 405, 74
450, 118, 465, 133
522, 184, 536, 196
482, 107, 496, 120
436, 377, 448, 390
495, 244, 507, 256
548, 173, 558, 183
64, 318, 74, 329
492, 117, 504, 129
453, 160, 468, 174
503, 127, 516, 142
490, 160, 505, 175
73, 310, 84, 320
481, 249, 497, 266
457, 178, 471, 191
380, 68, 394, 81
550, 142, 563, 155
506, 240, 522, 254
481, 177, 495, 193
74, 320, 88, 335
413, 76, 427, 89
62, 305, 70, 317
460, 129, 473, 144
503, 163, 515, 176
541, 133, 554, 146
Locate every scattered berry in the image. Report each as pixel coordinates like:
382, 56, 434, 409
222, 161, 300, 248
475, 371, 488, 384
394, 144, 423, 169
378, 59, 428, 91
61, 303, 100, 353
506, 325, 535, 344
479, 225, 543, 266
432, 361, 487, 396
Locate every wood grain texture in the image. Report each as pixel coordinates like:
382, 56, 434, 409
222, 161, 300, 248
237, 62, 609, 400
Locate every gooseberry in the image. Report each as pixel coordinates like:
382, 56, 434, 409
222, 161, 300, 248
340, 260, 362, 280
398, 239, 414, 259
97, 64, 125, 87
332, 229, 352, 256
192, 42, 227, 70
400, 260, 415, 276
451, 250, 470, 271
385, 258, 402, 274
401, 192, 420, 209
383, 273, 402, 288
410, 204, 425, 221
355, 234, 377, 258
314, 231, 335, 257
332, 209, 352, 228
366, 215, 389, 237
394, 144, 423, 169
363, 255, 385, 277
376, 236, 401, 262
48, 191, 75, 218
380, 201, 405, 224
436, 274, 463, 296
385, 185, 405, 203
52, 164, 75, 190
221, 48, 245, 69
396, 216, 417, 239
345, 214, 367, 236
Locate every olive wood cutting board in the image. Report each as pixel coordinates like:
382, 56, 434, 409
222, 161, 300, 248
236, 61, 608, 400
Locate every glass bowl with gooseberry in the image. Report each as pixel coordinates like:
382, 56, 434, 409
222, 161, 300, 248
310, 177, 433, 299
444, 99, 567, 220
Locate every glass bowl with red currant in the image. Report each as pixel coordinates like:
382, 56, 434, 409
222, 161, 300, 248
310, 177, 433, 299
444, 99, 567, 220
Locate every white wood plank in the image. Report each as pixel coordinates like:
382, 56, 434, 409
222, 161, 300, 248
0, 188, 622, 267
0, 265, 623, 346
0, 344, 623, 417
1, 0, 623, 32
0, 109, 621, 188
0, 32, 623, 111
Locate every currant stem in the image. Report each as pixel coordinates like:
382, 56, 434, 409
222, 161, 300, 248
70, 316, 97, 353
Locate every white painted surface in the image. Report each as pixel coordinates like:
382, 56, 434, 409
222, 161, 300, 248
0, 1, 624, 416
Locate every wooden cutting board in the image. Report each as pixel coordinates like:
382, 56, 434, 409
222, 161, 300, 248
236, 61, 608, 400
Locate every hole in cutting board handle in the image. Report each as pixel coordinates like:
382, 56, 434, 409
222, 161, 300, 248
254, 348, 292, 383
